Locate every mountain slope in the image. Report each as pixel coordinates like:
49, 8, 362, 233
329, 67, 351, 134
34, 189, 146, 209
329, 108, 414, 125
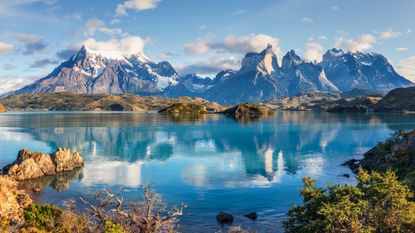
320, 49, 412, 93
16, 46, 179, 95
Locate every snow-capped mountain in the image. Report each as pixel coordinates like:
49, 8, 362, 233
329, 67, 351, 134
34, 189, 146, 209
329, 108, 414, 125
16, 45, 180, 95
320, 48, 412, 93
202, 45, 287, 104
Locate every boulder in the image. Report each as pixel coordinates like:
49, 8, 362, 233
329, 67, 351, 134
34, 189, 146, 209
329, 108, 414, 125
3, 148, 84, 181
216, 211, 234, 224
244, 212, 258, 220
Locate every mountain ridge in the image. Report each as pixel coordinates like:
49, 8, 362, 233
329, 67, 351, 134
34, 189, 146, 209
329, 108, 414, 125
11, 44, 413, 104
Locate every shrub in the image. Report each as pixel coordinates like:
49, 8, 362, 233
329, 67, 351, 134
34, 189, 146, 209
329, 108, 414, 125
23, 204, 62, 231
284, 168, 415, 233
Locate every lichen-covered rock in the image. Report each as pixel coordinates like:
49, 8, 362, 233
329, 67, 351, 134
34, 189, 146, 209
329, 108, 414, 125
3, 148, 84, 181
0, 176, 31, 223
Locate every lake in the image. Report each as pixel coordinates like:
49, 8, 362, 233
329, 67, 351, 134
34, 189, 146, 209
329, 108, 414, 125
1, 111, 415, 232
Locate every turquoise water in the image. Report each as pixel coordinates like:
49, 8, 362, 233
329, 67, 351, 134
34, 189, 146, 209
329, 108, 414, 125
1, 111, 415, 232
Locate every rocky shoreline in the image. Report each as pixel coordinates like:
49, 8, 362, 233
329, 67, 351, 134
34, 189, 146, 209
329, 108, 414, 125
0, 148, 84, 225
344, 129, 415, 189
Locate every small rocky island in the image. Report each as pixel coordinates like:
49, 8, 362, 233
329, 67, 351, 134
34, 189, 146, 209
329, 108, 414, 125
3, 148, 84, 181
222, 103, 272, 118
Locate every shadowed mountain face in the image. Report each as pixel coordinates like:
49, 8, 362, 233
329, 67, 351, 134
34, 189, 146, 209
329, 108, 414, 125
13, 45, 412, 104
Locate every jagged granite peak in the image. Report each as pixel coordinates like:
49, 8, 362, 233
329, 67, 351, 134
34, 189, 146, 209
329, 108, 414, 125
282, 50, 303, 69
321, 48, 413, 93
15, 45, 179, 95
239, 43, 279, 76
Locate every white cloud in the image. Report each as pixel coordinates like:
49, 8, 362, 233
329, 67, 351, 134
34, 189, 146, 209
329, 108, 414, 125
303, 42, 324, 63
332, 5, 339, 11
317, 35, 328, 41
379, 29, 401, 39
396, 47, 408, 52
185, 34, 281, 55
334, 34, 376, 52
0, 75, 39, 94
85, 18, 123, 37
0, 41, 14, 55
116, 0, 161, 16
302, 17, 314, 23
397, 56, 415, 82
177, 56, 240, 75
184, 41, 211, 54
82, 36, 146, 59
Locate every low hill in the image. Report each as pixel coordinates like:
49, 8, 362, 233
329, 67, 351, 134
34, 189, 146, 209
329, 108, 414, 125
374, 86, 415, 112
1, 93, 225, 112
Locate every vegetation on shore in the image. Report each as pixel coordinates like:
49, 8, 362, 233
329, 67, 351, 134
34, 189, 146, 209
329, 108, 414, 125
285, 169, 415, 233
345, 130, 415, 189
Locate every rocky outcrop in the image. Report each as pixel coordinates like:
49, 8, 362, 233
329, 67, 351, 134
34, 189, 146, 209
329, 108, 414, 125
0, 103, 6, 112
0, 176, 32, 223
344, 130, 415, 189
222, 103, 272, 118
3, 148, 84, 181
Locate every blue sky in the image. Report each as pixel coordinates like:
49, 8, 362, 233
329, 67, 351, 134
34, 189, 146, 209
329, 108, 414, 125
1, 0, 415, 93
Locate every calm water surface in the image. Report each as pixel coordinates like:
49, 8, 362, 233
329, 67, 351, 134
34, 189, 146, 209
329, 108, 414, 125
1, 111, 415, 232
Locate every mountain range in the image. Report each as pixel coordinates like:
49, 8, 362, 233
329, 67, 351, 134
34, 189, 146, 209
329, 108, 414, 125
12, 44, 413, 104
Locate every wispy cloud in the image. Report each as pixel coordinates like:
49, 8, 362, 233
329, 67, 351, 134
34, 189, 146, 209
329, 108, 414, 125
0, 41, 14, 55
30, 58, 58, 68
334, 34, 376, 52
116, 0, 161, 16
232, 9, 245, 16
303, 42, 324, 63
11, 33, 48, 55
396, 47, 408, 52
85, 18, 124, 37
302, 17, 314, 24
379, 29, 401, 39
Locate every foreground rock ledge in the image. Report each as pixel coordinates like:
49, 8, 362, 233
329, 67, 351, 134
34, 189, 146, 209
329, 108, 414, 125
3, 148, 84, 181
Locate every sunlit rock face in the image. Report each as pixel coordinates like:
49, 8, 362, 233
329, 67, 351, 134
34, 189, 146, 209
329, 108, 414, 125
3, 148, 84, 181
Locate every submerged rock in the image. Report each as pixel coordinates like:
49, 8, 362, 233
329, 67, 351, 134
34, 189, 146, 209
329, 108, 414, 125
3, 148, 84, 181
216, 211, 234, 224
244, 212, 258, 220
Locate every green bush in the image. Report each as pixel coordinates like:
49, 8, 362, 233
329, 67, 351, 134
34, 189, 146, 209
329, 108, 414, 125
284, 169, 415, 233
24, 204, 62, 231
104, 221, 126, 233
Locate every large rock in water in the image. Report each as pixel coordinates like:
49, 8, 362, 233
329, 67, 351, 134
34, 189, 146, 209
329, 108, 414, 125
3, 148, 84, 181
